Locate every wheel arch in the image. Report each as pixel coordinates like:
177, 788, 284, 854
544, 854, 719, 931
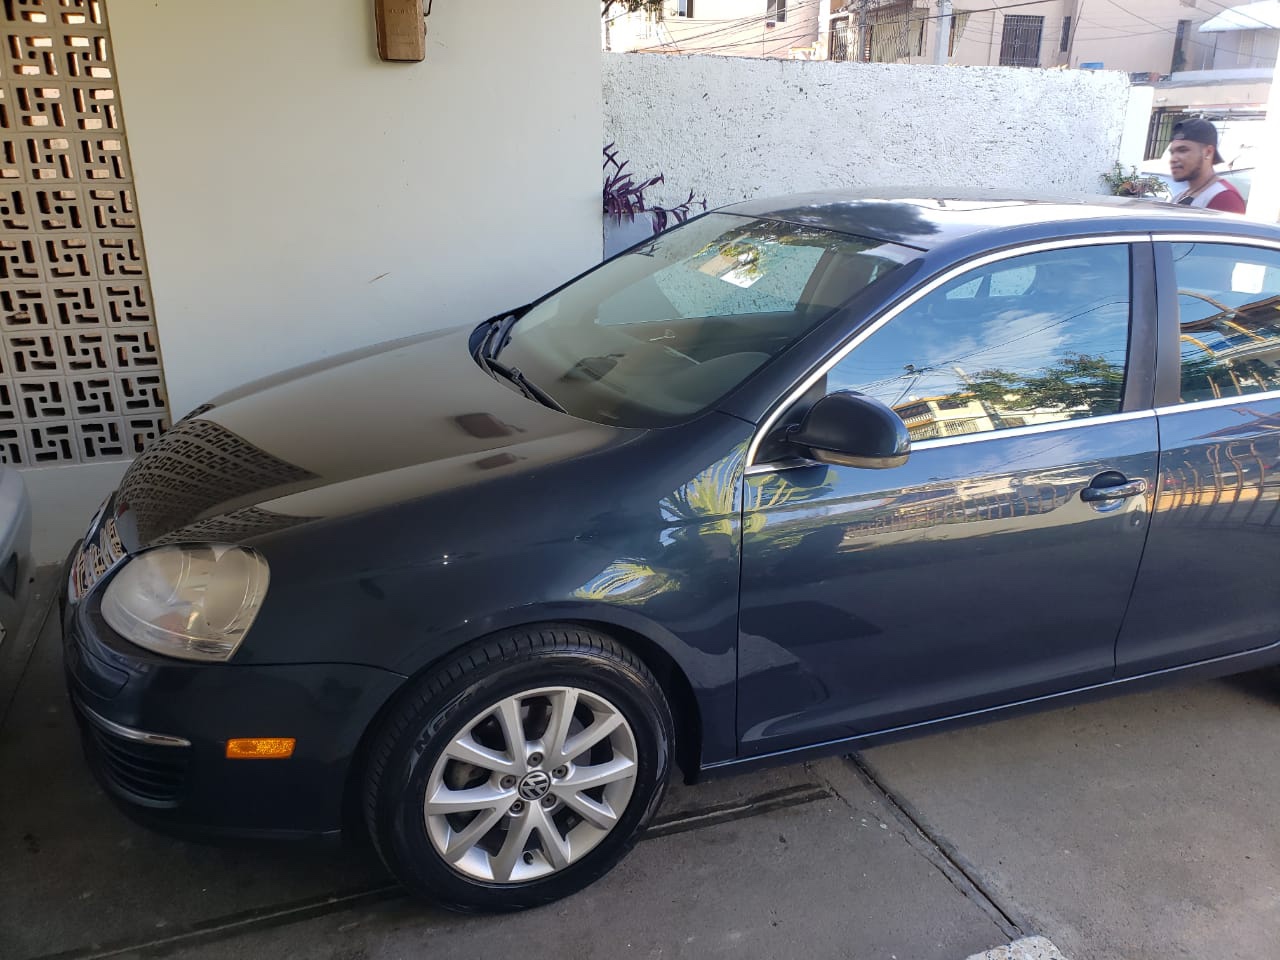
341, 618, 707, 837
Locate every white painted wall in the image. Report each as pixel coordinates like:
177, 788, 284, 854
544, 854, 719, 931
603, 53, 1135, 210
109, 0, 602, 420
1119, 83, 1157, 169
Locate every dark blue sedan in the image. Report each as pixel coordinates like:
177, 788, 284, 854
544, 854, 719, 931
61, 193, 1280, 910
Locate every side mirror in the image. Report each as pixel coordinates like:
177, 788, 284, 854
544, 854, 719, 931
787, 390, 910, 469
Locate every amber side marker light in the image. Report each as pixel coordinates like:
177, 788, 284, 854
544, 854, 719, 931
225, 738, 296, 760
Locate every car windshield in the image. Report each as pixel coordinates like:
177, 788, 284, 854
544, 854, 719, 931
491, 213, 915, 427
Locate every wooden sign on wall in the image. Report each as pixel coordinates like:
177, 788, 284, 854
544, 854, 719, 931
375, 0, 427, 62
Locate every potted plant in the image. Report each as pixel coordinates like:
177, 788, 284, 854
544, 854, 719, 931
1101, 163, 1169, 199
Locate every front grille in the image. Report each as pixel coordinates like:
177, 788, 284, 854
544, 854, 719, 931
82, 717, 191, 807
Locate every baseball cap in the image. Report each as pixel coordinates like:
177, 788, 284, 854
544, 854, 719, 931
1171, 118, 1226, 164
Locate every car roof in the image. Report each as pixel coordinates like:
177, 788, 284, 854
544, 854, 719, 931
719, 190, 1280, 253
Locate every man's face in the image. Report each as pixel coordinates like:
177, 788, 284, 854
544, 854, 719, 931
1169, 138, 1213, 183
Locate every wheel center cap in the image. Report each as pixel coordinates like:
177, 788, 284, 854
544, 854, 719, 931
518, 770, 551, 801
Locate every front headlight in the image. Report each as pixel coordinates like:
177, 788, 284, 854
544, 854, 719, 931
101, 544, 270, 662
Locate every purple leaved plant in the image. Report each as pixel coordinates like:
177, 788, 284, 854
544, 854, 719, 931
604, 143, 706, 236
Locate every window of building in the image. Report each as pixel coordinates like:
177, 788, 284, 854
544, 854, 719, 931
677, 0, 694, 17
999, 14, 1043, 67
1060, 15, 1072, 53
1172, 243, 1280, 403
829, 14, 851, 59
767, 0, 787, 23
868, 1, 925, 62
1145, 108, 1192, 160
1172, 19, 1190, 71
948, 11, 973, 56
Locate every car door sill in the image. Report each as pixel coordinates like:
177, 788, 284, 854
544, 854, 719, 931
695, 639, 1280, 783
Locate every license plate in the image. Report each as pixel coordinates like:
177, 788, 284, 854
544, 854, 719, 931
68, 509, 126, 603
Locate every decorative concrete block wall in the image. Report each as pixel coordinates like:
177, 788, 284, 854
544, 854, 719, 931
0, 0, 168, 467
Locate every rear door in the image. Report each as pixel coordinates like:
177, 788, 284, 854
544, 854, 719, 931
1116, 237, 1280, 675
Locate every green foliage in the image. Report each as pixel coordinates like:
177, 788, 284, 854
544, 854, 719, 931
602, 0, 665, 16
1100, 162, 1169, 199
958, 354, 1125, 416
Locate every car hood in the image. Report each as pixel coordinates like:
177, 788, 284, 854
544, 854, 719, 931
110, 325, 630, 548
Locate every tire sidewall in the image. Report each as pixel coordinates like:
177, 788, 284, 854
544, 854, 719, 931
376, 644, 672, 911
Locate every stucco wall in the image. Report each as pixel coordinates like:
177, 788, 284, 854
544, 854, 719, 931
603, 53, 1135, 212
109, 0, 602, 420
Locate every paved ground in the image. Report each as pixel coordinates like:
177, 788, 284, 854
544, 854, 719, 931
4, 567, 1278, 959
861, 670, 1280, 960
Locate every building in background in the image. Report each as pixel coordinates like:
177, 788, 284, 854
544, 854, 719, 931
817, 0, 1269, 73
1140, 0, 1278, 163
605, 0, 822, 58
606, 0, 1274, 78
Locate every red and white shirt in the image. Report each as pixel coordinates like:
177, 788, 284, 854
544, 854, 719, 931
1174, 178, 1246, 214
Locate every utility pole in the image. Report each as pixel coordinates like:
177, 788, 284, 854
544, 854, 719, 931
857, 0, 871, 62
1065, 0, 1084, 66
934, 0, 952, 63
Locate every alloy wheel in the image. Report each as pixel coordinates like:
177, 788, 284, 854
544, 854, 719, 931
422, 685, 639, 883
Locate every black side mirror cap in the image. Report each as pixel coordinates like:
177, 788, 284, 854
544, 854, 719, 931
787, 390, 910, 470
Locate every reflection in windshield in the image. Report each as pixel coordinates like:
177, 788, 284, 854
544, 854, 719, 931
496, 214, 914, 428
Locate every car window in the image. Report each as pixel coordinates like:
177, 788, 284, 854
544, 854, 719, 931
498, 214, 915, 428
1172, 242, 1280, 403
827, 244, 1133, 441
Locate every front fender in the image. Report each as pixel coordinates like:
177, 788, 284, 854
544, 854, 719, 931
239, 421, 754, 768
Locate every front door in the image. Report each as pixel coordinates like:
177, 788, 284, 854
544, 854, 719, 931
1116, 239, 1280, 675
738, 240, 1158, 755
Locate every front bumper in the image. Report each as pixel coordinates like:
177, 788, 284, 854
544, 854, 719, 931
60, 556, 407, 840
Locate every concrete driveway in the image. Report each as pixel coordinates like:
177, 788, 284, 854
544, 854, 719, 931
4, 568, 1278, 960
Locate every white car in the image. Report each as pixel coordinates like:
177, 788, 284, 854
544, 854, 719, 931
1139, 159, 1254, 206
0, 465, 32, 645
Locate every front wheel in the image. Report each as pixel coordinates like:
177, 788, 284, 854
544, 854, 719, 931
363, 627, 674, 912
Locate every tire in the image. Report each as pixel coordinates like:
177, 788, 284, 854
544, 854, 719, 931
363, 625, 674, 912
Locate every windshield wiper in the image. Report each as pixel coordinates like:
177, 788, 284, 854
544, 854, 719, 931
477, 353, 566, 413
482, 312, 520, 360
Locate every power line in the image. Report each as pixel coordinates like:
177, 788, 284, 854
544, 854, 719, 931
1066, 0, 1275, 64
691, 25, 826, 56
881, 0, 1073, 29
639, 0, 827, 51
1192, 0, 1279, 33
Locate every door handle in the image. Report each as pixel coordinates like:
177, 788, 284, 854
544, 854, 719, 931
1080, 478, 1147, 502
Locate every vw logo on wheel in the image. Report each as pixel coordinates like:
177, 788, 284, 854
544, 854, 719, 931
518, 770, 552, 801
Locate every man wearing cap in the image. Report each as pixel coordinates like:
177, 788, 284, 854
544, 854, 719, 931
1168, 118, 1246, 213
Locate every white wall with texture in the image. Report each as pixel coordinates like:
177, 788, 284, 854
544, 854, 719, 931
603, 54, 1135, 213
110, 0, 602, 421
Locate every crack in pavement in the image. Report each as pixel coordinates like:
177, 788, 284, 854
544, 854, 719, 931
809, 755, 1025, 944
